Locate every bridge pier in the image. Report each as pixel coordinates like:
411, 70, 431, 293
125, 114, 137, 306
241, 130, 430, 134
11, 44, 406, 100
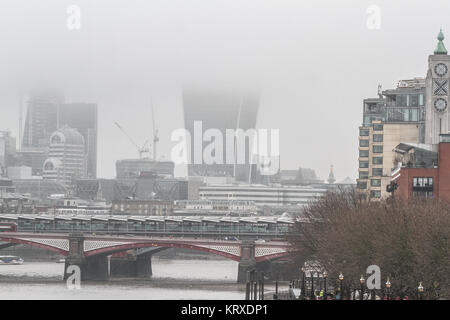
237, 240, 256, 283
110, 253, 153, 278
64, 234, 109, 281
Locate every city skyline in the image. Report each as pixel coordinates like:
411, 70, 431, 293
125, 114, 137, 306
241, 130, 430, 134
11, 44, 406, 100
1, 0, 450, 181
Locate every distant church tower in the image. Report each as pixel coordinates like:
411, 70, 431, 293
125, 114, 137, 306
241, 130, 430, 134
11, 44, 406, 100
327, 165, 336, 184
425, 29, 450, 144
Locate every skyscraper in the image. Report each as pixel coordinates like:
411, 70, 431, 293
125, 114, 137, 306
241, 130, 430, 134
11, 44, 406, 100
21, 91, 98, 178
22, 91, 62, 149
58, 103, 98, 178
182, 88, 259, 182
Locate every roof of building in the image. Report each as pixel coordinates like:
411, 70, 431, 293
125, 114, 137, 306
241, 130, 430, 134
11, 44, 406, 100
393, 143, 437, 154
435, 28, 448, 55
50, 125, 85, 146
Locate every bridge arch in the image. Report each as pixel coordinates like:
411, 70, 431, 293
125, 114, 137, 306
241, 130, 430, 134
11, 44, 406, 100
83, 241, 242, 262
0, 236, 69, 256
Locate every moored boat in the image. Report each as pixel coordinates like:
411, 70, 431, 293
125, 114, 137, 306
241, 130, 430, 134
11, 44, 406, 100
0, 256, 24, 265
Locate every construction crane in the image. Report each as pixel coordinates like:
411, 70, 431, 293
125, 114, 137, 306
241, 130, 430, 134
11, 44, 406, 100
114, 121, 150, 159
150, 97, 159, 161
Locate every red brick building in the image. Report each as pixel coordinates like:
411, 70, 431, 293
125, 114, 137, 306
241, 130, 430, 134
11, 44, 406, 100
392, 134, 450, 201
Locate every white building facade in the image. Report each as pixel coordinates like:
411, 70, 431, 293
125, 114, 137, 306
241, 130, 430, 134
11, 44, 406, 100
43, 126, 87, 186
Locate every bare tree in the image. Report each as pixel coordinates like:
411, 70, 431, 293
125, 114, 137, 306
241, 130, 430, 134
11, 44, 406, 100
288, 190, 450, 299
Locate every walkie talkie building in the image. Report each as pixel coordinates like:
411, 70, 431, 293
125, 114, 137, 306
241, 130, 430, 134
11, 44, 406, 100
182, 88, 259, 182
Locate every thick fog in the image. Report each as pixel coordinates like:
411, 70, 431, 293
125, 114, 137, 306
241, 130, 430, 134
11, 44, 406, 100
0, 0, 449, 180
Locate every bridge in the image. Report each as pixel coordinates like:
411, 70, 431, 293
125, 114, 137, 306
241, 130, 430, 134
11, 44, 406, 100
0, 214, 293, 239
0, 232, 292, 283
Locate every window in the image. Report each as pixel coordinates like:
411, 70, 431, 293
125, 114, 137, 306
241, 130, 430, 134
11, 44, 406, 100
402, 109, 410, 121
419, 94, 424, 106
373, 145, 383, 153
396, 95, 408, 106
371, 179, 381, 187
359, 150, 369, 157
359, 161, 369, 168
373, 134, 383, 142
372, 168, 383, 176
410, 95, 419, 107
373, 157, 383, 165
360, 139, 369, 147
370, 190, 381, 198
413, 191, 433, 199
411, 109, 418, 121
359, 171, 369, 179
373, 124, 383, 131
360, 129, 370, 136
357, 181, 367, 189
413, 177, 434, 187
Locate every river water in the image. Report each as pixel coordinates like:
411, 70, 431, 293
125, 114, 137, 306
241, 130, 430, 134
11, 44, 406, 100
0, 258, 258, 300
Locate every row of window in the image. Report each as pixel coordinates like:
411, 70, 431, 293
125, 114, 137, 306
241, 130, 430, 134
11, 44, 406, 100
359, 168, 383, 178
359, 125, 384, 137
356, 179, 381, 189
361, 146, 384, 155
393, 94, 425, 107
359, 134, 383, 146
359, 158, 383, 167
384, 108, 424, 123
412, 177, 434, 187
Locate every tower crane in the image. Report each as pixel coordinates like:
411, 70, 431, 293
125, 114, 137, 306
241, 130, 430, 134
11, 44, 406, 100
150, 97, 159, 161
114, 121, 150, 159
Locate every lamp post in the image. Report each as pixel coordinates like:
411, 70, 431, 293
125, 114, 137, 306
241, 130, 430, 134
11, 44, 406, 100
310, 272, 315, 300
418, 282, 424, 300
359, 275, 365, 300
385, 277, 391, 300
301, 266, 306, 300
323, 270, 328, 300
338, 272, 344, 300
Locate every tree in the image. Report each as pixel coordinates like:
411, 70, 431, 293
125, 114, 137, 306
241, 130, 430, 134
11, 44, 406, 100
288, 190, 450, 299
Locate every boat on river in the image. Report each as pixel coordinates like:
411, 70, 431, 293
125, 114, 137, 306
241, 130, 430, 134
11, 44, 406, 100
0, 256, 24, 265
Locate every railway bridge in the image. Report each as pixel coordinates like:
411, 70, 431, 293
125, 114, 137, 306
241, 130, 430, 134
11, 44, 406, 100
0, 232, 292, 282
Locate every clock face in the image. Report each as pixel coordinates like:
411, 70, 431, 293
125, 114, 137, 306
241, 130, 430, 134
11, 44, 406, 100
435, 63, 448, 77
434, 98, 448, 112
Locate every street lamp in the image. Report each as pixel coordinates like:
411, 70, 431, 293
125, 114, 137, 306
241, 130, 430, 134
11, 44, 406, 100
301, 266, 306, 300
310, 272, 315, 300
338, 272, 344, 300
418, 282, 424, 300
385, 277, 391, 300
359, 275, 365, 300
323, 270, 328, 300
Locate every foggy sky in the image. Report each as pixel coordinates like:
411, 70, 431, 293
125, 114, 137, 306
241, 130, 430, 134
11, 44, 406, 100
0, 0, 449, 181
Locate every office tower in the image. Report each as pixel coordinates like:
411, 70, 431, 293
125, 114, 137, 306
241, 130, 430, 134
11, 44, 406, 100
182, 88, 259, 182
356, 79, 425, 200
42, 126, 87, 186
58, 103, 98, 178
22, 91, 62, 149
0, 131, 16, 176
20, 91, 62, 176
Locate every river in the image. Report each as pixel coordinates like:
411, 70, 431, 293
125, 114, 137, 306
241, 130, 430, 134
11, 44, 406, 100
0, 258, 260, 300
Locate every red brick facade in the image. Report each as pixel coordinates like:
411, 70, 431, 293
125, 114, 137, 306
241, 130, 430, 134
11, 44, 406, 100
394, 141, 450, 201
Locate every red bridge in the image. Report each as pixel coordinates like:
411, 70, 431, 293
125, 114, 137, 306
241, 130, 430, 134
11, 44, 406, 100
0, 232, 291, 282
